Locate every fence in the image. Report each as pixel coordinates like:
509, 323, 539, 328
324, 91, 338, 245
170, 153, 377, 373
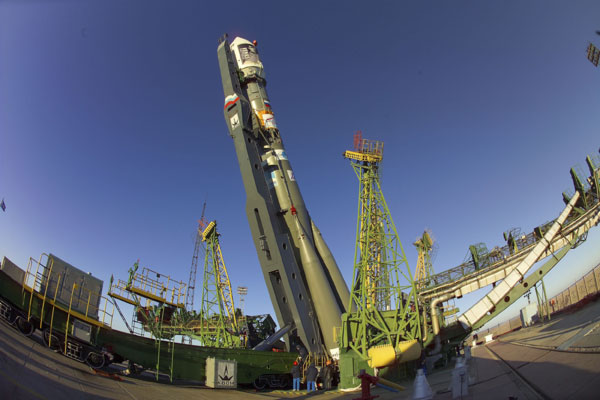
548, 263, 600, 315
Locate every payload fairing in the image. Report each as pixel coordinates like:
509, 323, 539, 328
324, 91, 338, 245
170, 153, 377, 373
217, 35, 349, 354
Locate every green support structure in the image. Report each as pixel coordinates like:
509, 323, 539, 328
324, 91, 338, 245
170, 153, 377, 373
154, 306, 164, 381
197, 221, 241, 348
469, 243, 489, 270
153, 305, 176, 382
339, 133, 421, 388
587, 155, 600, 199
414, 231, 435, 288
503, 229, 519, 254
535, 279, 551, 323
570, 168, 589, 210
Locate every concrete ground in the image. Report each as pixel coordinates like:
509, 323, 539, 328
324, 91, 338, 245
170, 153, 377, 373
1, 298, 599, 399
0, 318, 403, 400
431, 298, 600, 400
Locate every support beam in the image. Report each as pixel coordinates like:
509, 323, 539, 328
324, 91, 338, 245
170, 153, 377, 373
469, 238, 575, 331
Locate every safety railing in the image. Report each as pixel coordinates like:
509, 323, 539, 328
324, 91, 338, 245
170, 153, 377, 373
61, 281, 115, 327
127, 267, 187, 308
549, 263, 600, 312
24, 254, 51, 321
23, 254, 49, 292
419, 195, 599, 292
22, 254, 114, 328
301, 352, 330, 380
418, 156, 600, 293
108, 278, 141, 306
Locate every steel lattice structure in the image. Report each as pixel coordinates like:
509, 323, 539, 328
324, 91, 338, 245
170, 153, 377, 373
342, 133, 421, 360
414, 231, 435, 288
198, 221, 240, 347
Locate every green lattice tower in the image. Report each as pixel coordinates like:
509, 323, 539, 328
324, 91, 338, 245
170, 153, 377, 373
342, 133, 421, 360
198, 221, 241, 347
414, 230, 435, 288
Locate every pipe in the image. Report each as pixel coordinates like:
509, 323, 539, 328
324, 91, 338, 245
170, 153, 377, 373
429, 293, 453, 355
431, 293, 453, 336
421, 307, 429, 344
253, 323, 293, 351
377, 377, 405, 391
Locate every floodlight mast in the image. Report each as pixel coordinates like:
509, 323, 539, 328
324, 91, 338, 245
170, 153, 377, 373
217, 34, 350, 355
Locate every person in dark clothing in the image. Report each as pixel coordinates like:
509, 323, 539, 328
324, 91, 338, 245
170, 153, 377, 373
296, 344, 308, 365
320, 360, 333, 390
291, 361, 301, 391
306, 363, 318, 392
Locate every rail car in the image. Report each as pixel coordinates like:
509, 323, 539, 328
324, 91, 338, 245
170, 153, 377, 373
0, 254, 110, 368
0, 254, 296, 387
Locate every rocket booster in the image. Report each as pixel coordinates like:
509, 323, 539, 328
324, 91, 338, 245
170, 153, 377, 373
218, 36, 349, 353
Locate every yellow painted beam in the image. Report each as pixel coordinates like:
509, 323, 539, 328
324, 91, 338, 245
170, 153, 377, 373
343, 150, 382, 163
108, 292, 138, 307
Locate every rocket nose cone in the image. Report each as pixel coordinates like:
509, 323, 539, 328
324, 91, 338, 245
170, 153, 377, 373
230, 37, 263, 75
230, 37, 253, 47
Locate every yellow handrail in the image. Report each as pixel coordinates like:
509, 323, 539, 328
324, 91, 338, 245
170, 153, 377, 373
48, 274, 61, 348
125, 267, 186, 308
27, 256, 44, 320
102, 297, 109, 326
39, 258, 55, 329
85, 292, 91, 318
64, 283, 77, 354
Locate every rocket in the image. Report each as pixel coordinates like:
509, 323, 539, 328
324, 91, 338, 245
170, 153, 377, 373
217, 35, 350, 354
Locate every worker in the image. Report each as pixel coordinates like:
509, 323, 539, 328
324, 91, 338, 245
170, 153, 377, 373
306, 363, 318, 392
291, 361, 301, 391
296, 344, 308, 365
320, 360, 333, 390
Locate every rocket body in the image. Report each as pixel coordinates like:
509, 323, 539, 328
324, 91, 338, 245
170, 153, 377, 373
217, 36, 349, 353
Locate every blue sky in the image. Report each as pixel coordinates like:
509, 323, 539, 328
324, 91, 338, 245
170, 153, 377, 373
1, 1, 599, 333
